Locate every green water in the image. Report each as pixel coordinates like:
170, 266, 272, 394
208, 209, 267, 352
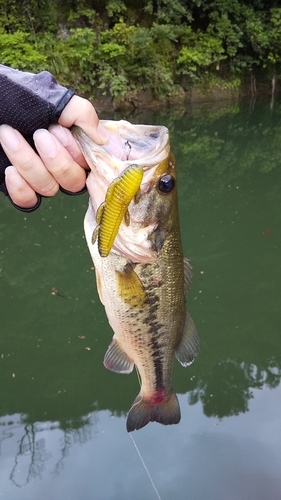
0, 98, 280, 500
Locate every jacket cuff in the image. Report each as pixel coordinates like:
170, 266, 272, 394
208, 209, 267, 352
53, 90, 75, 120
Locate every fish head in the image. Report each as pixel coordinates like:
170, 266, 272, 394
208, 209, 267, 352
72, 120, 178, 263
127, 150, 178, 257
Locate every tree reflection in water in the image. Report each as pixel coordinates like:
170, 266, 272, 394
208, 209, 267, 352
1, 97, 281, 489
0, 416, 95, 487
188, 359, 281, 418
1, 356, 280, 486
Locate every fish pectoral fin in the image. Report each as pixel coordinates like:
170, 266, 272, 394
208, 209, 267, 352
103, 339, 134, 374
116, 265, 146, 308
175, 311, 200, 367
184, 257, 193, 293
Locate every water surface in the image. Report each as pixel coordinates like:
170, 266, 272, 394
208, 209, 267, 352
0, 98, 280, 500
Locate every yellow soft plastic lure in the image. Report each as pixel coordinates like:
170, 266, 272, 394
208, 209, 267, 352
94, 164, 143, 257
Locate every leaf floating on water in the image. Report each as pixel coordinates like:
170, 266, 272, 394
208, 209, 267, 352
263, 229, 273, 235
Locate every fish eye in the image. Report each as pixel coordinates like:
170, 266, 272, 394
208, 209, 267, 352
157, 174, 175, 194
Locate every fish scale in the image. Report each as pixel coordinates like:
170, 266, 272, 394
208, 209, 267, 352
72, 121, 200, 432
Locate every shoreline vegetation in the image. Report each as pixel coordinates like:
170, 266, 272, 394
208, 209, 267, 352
1, 1, 281, 110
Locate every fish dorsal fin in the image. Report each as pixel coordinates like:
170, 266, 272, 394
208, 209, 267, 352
104, 339, 134, 374
175, 311, 200, 367
184, 257, 193, 294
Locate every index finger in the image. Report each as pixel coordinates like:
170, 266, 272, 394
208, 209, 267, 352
58, 96, 108, 144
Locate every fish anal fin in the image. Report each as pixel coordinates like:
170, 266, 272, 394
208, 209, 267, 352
184, 257, 193, 293
116, 265, 146, 308
175, 311, 200, 367
126, 392, 180, 432
103, 339, 134, 374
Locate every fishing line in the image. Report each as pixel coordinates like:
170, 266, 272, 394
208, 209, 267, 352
125, 140, 132, 160
119, 140, 132, 161
129, 433, 162, 500
135, 366, 141, 389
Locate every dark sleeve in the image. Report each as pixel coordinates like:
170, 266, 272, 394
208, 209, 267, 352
0, 64, 74, 205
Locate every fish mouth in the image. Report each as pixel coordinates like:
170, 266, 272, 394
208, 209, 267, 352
73, 121, 170, 262
72, 121, 170, 182
101, 120, 169, 170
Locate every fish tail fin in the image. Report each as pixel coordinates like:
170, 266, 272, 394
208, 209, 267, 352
126, 392, 181, 432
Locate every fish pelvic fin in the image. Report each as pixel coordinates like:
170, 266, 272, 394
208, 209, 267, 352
175, 311, 200, 367
126, 391, 181, 432
104, 339, 134, 374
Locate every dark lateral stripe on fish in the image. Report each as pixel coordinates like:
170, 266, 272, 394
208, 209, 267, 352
142, 284, 166, 391
146, 321, 165, 391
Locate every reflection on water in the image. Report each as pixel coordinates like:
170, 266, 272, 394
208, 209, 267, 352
0, 414, 93, 488
188, 359, 281, 418
1, 98, 281, 499
1, 388, 281, 500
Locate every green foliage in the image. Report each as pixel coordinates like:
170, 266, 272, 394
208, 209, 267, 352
0, 30, 46, 70
106, 0, 126, 19
177, 31, 226, 81
1, 0, 281, 101
147, 0, 193, 24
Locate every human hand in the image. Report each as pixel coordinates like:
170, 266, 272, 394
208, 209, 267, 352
0, 96, 108, 210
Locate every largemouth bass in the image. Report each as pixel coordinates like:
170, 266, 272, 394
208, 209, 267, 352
72, 121, 200, 432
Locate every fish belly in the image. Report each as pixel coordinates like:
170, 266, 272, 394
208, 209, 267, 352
86, 210, 186, 431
